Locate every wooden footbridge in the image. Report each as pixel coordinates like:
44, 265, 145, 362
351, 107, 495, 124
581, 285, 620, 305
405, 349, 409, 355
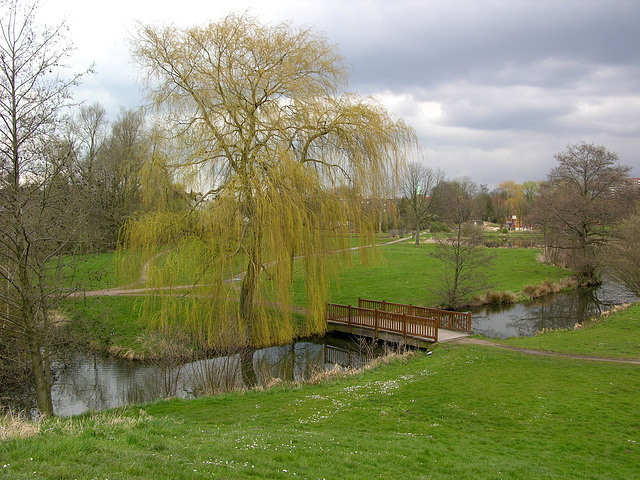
326, 298, 471, 347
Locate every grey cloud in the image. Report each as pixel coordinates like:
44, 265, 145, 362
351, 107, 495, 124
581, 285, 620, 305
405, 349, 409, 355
320, 0, 640, 91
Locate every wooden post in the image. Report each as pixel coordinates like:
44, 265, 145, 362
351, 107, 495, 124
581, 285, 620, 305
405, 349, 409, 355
403, 312, 407, 341
375, 308, 379, 338
348, 305, 352, 333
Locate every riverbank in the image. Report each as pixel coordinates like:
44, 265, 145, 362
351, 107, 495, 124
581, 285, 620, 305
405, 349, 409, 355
2, 303, 639, 479
59, 241, 571, 361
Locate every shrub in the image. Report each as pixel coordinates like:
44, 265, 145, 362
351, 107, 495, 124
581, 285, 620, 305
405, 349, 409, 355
428, 221, 450, 233
470, 289, 518, 306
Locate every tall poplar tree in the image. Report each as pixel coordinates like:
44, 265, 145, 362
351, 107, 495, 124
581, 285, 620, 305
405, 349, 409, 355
128, 13, 416, 348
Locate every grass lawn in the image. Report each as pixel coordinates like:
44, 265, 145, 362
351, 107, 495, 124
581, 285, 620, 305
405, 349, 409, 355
60, 240, 570, 358
63, 296, 151, 356
2, 314, 639, 479
49, 251, 124, 291
309, 240, 570, 307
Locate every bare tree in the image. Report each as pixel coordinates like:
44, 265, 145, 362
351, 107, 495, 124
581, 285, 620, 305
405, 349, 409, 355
531, 142, 631, 283
401, 158, 444, 246
0, 0, 89, 417
84, 107, 150, 250
604, 213, 640, 297
74, 103, 108, 184
430, 178, 492, 308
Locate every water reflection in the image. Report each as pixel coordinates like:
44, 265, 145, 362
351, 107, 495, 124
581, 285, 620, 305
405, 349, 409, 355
12, 279, 639, 416
471, 279, 638, 339
49, 333, 380, 417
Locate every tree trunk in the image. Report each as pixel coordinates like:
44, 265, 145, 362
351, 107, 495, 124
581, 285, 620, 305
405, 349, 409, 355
415, 218, 421, 247
240, 221, 262, 344
28, 330, 54, 417
240, 347, 257, 388
240, 261, 258, 332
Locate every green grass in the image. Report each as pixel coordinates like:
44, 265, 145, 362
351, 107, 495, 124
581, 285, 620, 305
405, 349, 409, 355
500, 303, 640, 359
300, 240, 570, 307
2, 318, 639, 479
59, 241, 570, 358
44, 251, 123, 291
63, 296, 151, 356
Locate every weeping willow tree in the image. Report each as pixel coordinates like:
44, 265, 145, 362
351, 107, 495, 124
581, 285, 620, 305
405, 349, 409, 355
125, 13, 416, 349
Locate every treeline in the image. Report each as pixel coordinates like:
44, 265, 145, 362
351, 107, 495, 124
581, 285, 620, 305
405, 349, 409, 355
394, 142, 639, 293
56, 104, 193, 252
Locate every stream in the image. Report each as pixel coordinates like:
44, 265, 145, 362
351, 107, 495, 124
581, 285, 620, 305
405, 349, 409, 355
48, 333, 381, 417
5, 278, 638, 417
471, 277, 638, 338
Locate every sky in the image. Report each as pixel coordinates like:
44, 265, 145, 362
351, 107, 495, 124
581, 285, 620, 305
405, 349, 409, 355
38, 0, 640, 188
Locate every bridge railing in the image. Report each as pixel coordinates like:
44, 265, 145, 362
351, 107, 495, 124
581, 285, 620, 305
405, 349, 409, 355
357, 298, 472, 334
326, 303, 439, 342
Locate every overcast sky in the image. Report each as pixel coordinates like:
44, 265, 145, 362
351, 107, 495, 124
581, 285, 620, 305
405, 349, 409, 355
38, 0, 640, 188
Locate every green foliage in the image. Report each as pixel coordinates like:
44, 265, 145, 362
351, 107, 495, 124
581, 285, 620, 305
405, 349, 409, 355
428, 221, 450, 233
125, 13, 416, 349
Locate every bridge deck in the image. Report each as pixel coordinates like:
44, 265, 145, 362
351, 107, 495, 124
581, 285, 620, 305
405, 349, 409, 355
326, 300, 471, 347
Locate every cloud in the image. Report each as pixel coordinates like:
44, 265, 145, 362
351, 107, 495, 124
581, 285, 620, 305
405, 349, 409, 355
35, 0, 640, 186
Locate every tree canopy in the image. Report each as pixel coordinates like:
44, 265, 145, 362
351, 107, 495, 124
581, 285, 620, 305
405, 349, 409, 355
532, 142, 631, 281
127, 13, 416, 348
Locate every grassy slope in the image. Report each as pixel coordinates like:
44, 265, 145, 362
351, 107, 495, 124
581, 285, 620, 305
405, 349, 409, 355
2, 327, 639, 479
4, 300, 640, 479
62, 242, 570, 357
313, 240, 570, 307
64, 296, 151, 355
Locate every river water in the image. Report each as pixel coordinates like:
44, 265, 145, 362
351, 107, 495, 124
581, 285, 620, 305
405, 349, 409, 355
471, 278, 638, 338
8, 277, 639, 417
48, 333, 380, 417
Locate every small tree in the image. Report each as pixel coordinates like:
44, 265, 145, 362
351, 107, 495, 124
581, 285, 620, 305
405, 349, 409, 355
401, 158, 444, 246
532, 142, 631, 283
430, 178, 492, 308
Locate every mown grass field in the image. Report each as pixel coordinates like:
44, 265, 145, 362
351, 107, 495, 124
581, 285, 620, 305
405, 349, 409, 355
61, 238, 571, 357
2, 304, 639, 479
502, 304, 640, 359
311, 240, 569, 307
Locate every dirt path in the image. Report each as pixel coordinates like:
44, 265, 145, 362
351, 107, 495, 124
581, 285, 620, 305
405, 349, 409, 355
454, 337, 640, 365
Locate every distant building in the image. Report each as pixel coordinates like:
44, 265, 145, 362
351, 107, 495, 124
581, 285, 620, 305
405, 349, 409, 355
505, 214, 520, 230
